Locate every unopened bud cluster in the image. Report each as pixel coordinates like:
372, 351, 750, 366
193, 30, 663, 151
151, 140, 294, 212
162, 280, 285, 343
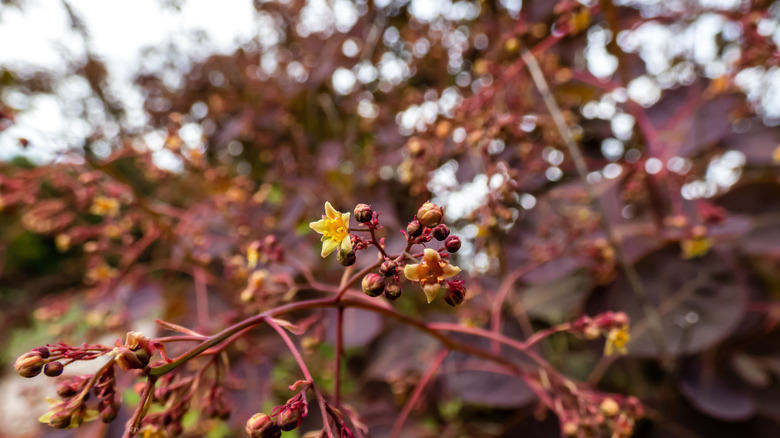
247, 392, 307, 437
354, 201, 467, 305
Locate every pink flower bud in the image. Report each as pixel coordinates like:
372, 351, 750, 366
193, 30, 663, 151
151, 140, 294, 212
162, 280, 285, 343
354, 203, 373, 223
246, 413, 281, 438
362, 273, 385, 297
14, 352, 44, 378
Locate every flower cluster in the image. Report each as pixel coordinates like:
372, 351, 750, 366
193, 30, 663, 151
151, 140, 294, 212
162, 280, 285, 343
570, 311, 631, 356
309, 200, 466, 305
246, 391, 308, 438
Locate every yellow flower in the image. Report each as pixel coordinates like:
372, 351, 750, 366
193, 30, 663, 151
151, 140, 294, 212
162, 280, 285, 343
90, 196, 120, 217
85, 263, 118, 284
309, 202, 352, 258
139, 425, 166, 438
403, 248, 461, 303
604, 326, 630, 356
680, 236, 712, 259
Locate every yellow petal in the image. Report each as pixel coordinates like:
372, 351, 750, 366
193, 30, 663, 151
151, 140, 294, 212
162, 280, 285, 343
341, 235, 352, 251
324, 201, 339, 219
321, 238, 340, 257
309, 219, 329, 234
403, 263, 422, 281
442, 263, 461, 279
422, 248, 441, 264
342, 212, 351, 225
423, 283, 440, 303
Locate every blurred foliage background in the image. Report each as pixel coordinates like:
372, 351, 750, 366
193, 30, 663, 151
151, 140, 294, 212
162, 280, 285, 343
1, 0, 780, 437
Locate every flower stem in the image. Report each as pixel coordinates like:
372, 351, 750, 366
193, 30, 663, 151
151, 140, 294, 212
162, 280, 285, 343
389, 349, 448, 438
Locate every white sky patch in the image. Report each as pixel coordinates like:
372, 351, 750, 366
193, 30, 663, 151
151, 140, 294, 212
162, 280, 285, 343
0, 0, 257, 165
427, 160, 490, 222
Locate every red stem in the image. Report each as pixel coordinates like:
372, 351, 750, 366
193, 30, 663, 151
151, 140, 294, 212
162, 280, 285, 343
334, 306, 344, 406
267, 318, 336, 438
389, 349, 448, 438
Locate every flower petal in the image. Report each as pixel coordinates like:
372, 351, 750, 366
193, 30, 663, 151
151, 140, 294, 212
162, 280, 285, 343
309, 219, 329, 234
321, 238, 340, 258
341, 235, 352, 251
442, 263, 461, 279
341, 212, 351, 225
422, 248, 441, 264
422, 283, 440, 303
324, 201, 339, 219
403, 263, 422, 281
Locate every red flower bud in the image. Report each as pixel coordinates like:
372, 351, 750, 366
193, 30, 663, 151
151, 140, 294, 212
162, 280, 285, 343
44, 361, 64, 377
444, 235, 461, 252
32, 346, 51, 359
57, 380, 80, 398
431, 224, 450, 241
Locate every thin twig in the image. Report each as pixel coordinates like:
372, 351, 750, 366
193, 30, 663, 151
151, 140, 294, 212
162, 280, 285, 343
267, 318, 336, 438
390, 349, 449, 438
520, 48, 669, 360
334, 306, 344, 406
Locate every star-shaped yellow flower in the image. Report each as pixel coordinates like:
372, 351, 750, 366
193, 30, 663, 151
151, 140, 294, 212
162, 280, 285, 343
309, 202, 352, 258
403, 248, 461, 303
604, 326, 630, 356
90, 196, 120, 217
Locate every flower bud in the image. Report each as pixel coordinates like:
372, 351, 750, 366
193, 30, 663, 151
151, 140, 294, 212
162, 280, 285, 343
599, 398, 620, 417
612, 312, 629, 328
406, 220, 423, 238
354, 204, 373, 223
379, 260, 398, 277
100, 401, 119, 423
32, 346, 51, 359
431, 224, 450, 241
57, 380, 80, 398
44, 361, 64, 377
277, 408, 302, 431
114, 346, 145, 371
583, 325, 601, 340
444, 235, 461, 252
14, 352, 44, 378
361, 273, 385, 297
49, 410, 72, 429
444, 285, 466, 307
416, 202, 444, 228
337, 248, 356, 267
562, 421, 579, 436
384, 281, 402, 301
246, 413, 281, 438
